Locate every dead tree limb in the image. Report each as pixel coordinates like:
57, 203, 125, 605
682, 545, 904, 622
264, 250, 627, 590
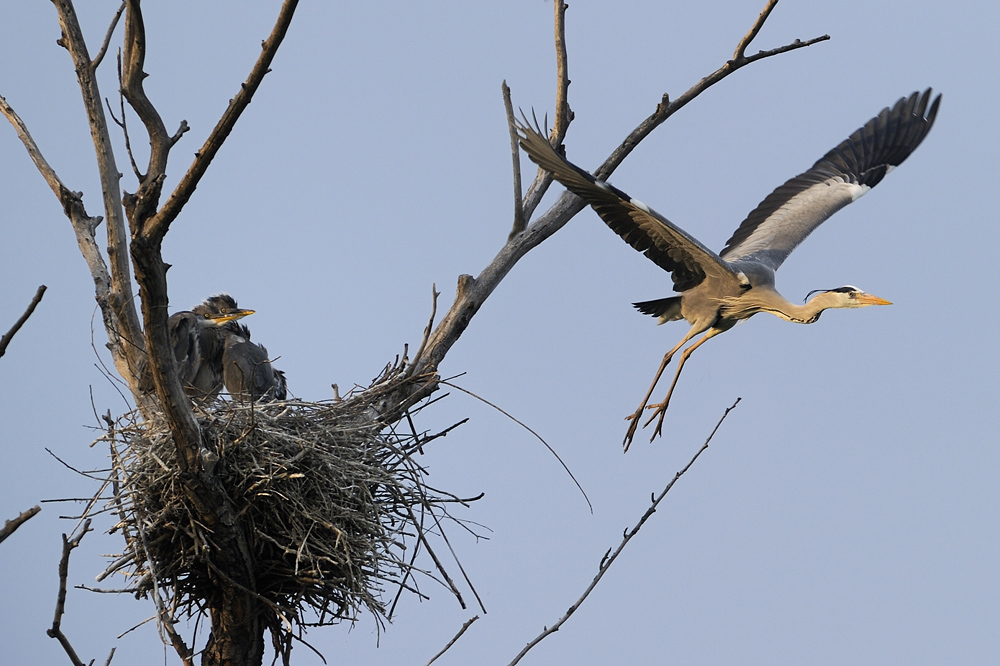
405, 0, 827, 403
91, 1, 126, 70
47, 519, 93, 666
0, 285, 46, 359
506, 399, 741, 666
0, 505, 41, 545
425, 615, 480, 666
52, 0, 147, 387
519, 1, 572, 225
141, 0, 298, 241
733, 0, 780, 63
2, 1, 153, 413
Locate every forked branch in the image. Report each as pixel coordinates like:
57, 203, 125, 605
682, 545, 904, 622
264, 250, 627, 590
410, 0, 827, 387
733, 0, 780, 62
594, 6, 828, 181
47, 520, 94, 666
142, 0, 300, 243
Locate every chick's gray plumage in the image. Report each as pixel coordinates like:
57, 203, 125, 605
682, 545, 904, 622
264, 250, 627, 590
222, 323, 287, 403
140, 294, 287, 402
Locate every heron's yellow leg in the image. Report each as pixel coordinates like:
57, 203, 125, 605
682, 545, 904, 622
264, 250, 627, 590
623, 328, 698, 451
644, 327, 726, 441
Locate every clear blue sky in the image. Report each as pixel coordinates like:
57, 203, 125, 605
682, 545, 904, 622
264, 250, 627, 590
1, 1, 997, 664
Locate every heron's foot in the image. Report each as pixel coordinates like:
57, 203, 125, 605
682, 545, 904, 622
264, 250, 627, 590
642, 400, 670, 441
622, 409, 644, 452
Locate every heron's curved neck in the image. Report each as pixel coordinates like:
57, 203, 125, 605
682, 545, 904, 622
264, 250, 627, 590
723, 287, 835, 324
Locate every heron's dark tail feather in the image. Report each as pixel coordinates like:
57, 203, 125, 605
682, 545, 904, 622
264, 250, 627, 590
633, 296, 682, 322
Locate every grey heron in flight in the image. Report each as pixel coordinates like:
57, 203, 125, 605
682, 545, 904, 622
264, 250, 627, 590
516, 89, 940, 450
162, 294, 286, 402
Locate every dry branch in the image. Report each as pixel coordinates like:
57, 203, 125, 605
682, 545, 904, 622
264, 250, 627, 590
425, 615, 480, 666
549, 0, 572, 148
517, 0, 572, 225
141, 0, 300, 242
506, 399, 741, 666
47, 520, 94, 666
0, 285, 46, 359
91, 1, 126, 70
733, 0, 779, 62
0, 505, 41, 544
51, 0, 146, 393
405, 0, 828, 407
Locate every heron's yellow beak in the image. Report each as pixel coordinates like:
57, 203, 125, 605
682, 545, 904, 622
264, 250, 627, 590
856, 293, 892, 306
210, 309, 255, 323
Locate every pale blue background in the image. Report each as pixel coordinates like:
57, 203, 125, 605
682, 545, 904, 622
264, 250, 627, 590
1, 1, 996, 664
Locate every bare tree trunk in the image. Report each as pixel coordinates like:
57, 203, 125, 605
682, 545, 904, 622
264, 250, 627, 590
202, 596, 267, 666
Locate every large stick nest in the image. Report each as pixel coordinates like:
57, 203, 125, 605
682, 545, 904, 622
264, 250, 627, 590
97, 367, 477, 634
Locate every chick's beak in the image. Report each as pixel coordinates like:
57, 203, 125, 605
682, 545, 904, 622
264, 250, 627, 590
211, 308, 255, 323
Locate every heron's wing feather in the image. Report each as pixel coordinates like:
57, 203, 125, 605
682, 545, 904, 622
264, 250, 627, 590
272, 369, 288, 400
516, 118, 738, 292
720, 89, 940, 271
167, 312, 200, 385
224, 340, 281, 401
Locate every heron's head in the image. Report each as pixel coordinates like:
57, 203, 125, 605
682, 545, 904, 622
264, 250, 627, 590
193, 293, 255, 325
805, 285, 892, 309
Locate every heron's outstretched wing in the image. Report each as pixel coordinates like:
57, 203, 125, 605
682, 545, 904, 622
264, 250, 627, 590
720, 89, 940, 271
516, 119, 739, 292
